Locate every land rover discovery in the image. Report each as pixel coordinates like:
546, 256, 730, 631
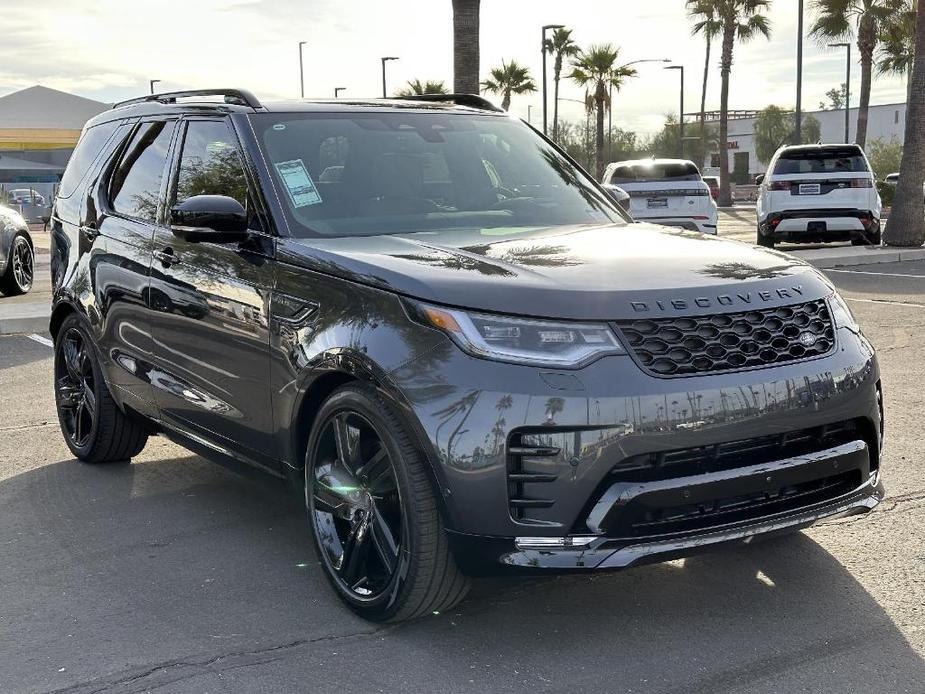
50, 90, 883, 622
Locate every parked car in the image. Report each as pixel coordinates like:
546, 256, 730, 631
49, 90, 884, 622
756, 144, 882, 247
702, 175, 720, 199
8, 188, 46, 206
0, 205, 33, 295
601, 158, 718, 234
883, 172, 925, 201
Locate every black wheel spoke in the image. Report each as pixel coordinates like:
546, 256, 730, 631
370, 505, 399, 574
63, 339, 81, 381
332, 414, 360, 470
83, 385, 97, 419
356, 446, 391, 490
339, 515, 371, 586
313, 461, 361, 518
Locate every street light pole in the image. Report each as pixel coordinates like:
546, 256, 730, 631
381, 56, 399, 98
149, 79, 160, 95
665, 65, 685, 158
527, 104, 532, 124
298, 41, 306, 98
795, 0, 804, 143
541, 24, 564, 136
334, 87, 346, 98
830, 42, 851, 142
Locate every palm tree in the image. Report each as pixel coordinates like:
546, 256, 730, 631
877, 0, 917, 103
568, 44, 637, 179
395, 79, 449, 96
452, 0, 480, 93
543, 27, 580, 142
687, 0, 723, 170
715, 1, 772, 207
810, 0, 904, 148
481, 60, 537, 111
883, 0, 924, 247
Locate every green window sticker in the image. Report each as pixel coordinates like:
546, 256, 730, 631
274, 159, 322, 208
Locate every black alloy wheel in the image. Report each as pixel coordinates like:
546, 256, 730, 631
2, 234, 33, 294
309, 410, 404, 600
56, 327, 97, 448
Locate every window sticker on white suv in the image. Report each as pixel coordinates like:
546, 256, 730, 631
274, 159, 322, 208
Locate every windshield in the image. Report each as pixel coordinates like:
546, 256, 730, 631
773, 147, 869, 175
609, 161, 701, 184
250, 111, 623, 238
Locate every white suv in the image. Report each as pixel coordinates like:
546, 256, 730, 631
601, 158, 717, 234
756, 144, 881, 247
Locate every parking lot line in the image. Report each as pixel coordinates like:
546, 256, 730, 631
27, 333, 53, 347
846, 297, 925, 309
827, 269, 925, 279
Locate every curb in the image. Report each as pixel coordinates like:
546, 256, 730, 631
792, 247, 925, 269
0, 303, 50, 336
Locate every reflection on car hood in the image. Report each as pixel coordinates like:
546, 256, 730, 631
278, 223, 832, 320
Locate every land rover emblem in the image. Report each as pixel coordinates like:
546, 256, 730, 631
799, 332, 818, 347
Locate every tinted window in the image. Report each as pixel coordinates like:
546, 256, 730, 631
773, 147, 869, 175
109, 121, 175, 222
609, 161, 700, 184
250, 112, 622, 238
57, 121, 120, 199
174, 120, 248, 207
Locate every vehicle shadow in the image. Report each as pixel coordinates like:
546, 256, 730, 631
0, 453, 920, 693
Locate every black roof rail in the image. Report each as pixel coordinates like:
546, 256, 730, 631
112, 88, 262, 111
393, 93, 504, 113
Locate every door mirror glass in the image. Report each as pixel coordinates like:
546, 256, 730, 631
170, 194, 248, 242
755, 174, 765, 185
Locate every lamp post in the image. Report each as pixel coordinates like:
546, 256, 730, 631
795, 0, 804, 142
607, 59, 670, 162
541, 23, 564, 136
664, 65, 685, 158
334, 87, 346, 98
149, 79, 160, 95
527, 104, 533, 124
829, 42, 851, 142
298, 41, 306, 98
381, 56, 399, 98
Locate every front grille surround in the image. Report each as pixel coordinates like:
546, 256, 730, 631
615, 299, 835, 377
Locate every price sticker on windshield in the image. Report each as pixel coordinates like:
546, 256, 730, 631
274, 159, 323, 208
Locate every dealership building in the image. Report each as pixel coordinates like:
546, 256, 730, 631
701, 101, 908, 181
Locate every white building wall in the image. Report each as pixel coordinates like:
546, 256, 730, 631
702, 102, 907, 179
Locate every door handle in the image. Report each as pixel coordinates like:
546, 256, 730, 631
80, 224, 99, 241
154, 248, 181, 266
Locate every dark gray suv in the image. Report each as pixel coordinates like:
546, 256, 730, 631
50, 90, 883, 622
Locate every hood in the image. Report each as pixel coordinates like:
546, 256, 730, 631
277, 223, 832, 320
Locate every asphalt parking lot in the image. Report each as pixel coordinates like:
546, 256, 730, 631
2, 231, 925, 693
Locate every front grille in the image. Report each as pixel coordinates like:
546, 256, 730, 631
609, 420, 863, 484
626, 469, 861, 537
615, 299, 835, 376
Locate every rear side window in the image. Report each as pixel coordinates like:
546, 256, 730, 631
109, 121, 175, 222
610, 162, 700, 184
174, 120, 248, 207
773, 148, 869, 175
57, 121, 120, 199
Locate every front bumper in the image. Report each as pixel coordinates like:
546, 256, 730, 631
391, 325, 881, 573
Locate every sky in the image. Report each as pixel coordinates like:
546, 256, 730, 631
0, 0, 909, 137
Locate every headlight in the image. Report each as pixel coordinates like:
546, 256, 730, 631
829, 291, 859, 332
413, 303, 625, 368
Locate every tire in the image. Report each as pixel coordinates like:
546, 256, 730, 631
53, 314, 148, 463
305, 383, 469, 622
1, 233, 33, 295
852, 230, 881, 246
757, 231, 775, 248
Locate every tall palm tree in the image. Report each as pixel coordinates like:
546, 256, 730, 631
884, 0, 924, 247
715, 1, 772, 207
810, 0, 904, 148
877, 0, 917, 103
481, 60, 537, 111
395, 79, 449, 96
569, 44, 637, 179
687, 0, 723, 170
543, 27, 580, 142
452, 0, 480, 93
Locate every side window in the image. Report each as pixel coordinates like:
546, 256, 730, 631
109, 121, 175, 222
57, 121, 120, 199
174, 120, 248, 207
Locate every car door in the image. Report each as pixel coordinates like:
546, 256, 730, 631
146, 116, 277, 469
89, 118, 178, 416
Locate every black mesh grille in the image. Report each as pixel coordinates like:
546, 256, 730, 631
616, 299, 835, 376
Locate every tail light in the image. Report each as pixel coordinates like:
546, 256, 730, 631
768, 181, 792, 191
850, 178, 873, 188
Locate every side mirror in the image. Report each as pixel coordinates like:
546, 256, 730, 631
170, 195, 249, 243
755, 174, 765, 185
